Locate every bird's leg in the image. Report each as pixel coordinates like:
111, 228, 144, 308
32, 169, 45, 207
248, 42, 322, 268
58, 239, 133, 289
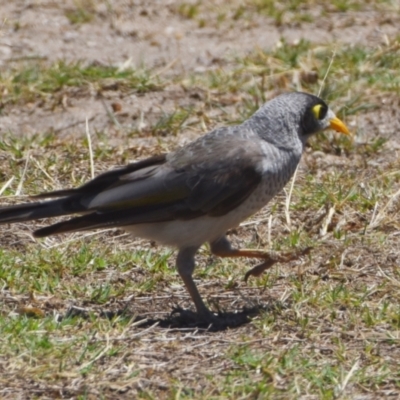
210, 236, 311, 282
176, 246, 214, 321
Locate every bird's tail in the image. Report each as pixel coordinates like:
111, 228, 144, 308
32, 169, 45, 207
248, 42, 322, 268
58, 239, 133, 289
0, 198, 82, 225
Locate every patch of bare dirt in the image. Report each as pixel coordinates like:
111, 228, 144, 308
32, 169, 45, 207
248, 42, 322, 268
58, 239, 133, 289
2, 2, 400, 399
1, 0, 399, 138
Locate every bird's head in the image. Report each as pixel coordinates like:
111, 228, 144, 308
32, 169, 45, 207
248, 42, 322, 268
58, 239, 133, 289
297, 93, 350, 139
249, 92, 350, 149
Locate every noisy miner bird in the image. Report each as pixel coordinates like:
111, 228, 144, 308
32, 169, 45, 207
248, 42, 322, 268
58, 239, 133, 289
0, 92, 349, 322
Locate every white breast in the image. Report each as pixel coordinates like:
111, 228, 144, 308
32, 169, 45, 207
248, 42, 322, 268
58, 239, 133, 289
126, 145, 301, 248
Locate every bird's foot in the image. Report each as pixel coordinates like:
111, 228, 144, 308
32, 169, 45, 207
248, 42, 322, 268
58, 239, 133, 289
244, 246, 312, 282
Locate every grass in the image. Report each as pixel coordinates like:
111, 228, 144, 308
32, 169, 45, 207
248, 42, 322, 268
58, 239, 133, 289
175, 0, 395, 28
2, 0, 400, 398
64, 0, 96, 25
0, 61, 160, 107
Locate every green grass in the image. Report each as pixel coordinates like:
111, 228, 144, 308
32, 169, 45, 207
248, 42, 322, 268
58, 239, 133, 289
179, 38, 400, 129
2, 0, 400, 398
0, 61, 160, 106
2, 96, 400, 398
178, 0, 395, 28
64, 0, 96, 24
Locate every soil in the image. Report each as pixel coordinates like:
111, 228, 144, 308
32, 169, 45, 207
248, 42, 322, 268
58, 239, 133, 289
1, 1, 400, 398
1, 0, 399, 139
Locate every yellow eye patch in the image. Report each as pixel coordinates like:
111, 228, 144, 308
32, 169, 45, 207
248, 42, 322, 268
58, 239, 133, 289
312, 104, 323, 119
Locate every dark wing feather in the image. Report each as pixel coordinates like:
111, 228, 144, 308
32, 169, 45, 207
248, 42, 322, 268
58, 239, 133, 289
171, 126, 264, 217
33, 154, 167, 199
2, 126, 266, 237
0, 155, 169, 224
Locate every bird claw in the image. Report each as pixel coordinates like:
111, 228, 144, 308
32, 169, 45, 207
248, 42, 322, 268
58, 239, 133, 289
244, 258, 276, 282
244, 246, 312, 282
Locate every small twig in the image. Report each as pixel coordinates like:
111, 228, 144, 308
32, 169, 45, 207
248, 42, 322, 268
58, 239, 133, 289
320, 206, 335, 237
200, 116, 208, 132
368, 201, 379, 228
369, 42, 400, 60
39, 228, 115, 249
267, 214, 273, 249
368, 187, 400, 230
79, 334, 111, 370
284, 165, 298, 230
336, 359, 359, 396
15, 151, 30, 196
0, 177, 14, 196
150, 58, 178, 79
87, 322, 159, 344
32, 158, 56, 185
85, 117, 95, 179
376, 265, 400, 288
318, 47, 336, 97
239, 216, 270, 227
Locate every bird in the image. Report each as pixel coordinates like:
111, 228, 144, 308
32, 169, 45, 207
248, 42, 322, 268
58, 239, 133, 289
0, 92, 349, 322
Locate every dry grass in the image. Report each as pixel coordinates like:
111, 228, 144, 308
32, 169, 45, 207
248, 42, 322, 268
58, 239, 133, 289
1, 0, 400, 399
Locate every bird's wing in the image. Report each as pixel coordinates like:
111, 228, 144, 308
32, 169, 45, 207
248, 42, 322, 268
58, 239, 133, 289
33, 154, 167, 199
171, 132, 264, 217
33, 127, 266, 237
0, 155, 168, 224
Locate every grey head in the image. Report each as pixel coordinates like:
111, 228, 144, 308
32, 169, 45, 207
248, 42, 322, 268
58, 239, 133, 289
243, 92, 349, 150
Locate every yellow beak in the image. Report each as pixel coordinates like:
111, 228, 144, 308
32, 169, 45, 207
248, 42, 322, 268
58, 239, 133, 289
329, 116, 350, 135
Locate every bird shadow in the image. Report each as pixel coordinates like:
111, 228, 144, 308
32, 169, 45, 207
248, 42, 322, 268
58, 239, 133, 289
62, 303, 283, 332
148, 306, 262, 331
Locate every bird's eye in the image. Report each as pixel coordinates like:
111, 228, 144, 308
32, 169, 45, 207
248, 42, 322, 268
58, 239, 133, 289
311, 104, 327, 120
